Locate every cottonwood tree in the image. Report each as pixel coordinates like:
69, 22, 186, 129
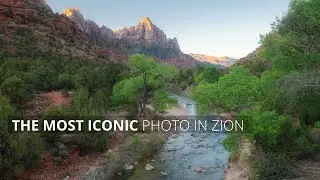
191, 66, 261, 114
112, 54, 177, 116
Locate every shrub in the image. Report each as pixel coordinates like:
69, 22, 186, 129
254, 149, 295, 180
238, 110, 287, 149
75, 132, 109, 155
42, 106, 70, 144
0, 96, 43, 178
0, 76, 34, 104
223, 133, 241, 162
57, 73, 74, 90
132, 134, 141, 145
315, 121, 320, 129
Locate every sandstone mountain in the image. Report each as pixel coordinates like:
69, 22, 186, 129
115, 17, 180, 50
190, 53, 238, 68
63, 8, 115, 40
0, 0, 199, 68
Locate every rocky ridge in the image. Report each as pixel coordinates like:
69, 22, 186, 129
115, 17, 180, 50
63, 8, 115, 40
190, 53, 238, 68
0, 1, 199, 68
235, 47, 261, 65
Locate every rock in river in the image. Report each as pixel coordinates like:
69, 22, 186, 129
160, 171, 168, 176
145, 164, 154, 171
124, 164, 134, 171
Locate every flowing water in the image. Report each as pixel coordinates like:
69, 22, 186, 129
129, 95, 229, 180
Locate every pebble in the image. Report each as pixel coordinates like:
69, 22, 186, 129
160, 171, 168, 176
124, 164, 134, 171
145, 164, 154, 171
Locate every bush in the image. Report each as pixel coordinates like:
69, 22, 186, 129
223, 133, 241, 162
0, 76, 34, 104
75, 132, 109, 155
254, 149, 295, 180
57, 73, 74, 90
238, 110, 287, 150
42, 106, 71, 144
31, 66, 56, 90
315, 121, 320, 129
0, 96, 44, 178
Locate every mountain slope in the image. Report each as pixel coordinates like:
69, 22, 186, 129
190, 53, 238, 68
0, 1, 199, 68
235, 47, 261, 65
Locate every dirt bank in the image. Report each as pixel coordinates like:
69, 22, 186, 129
224, 139, 252, 180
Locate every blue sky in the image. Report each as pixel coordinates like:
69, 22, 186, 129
47, 0, 290, 58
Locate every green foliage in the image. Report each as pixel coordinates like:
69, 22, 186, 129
152, 91, 178, 112
191, 66, 261, 113
31, 66, 56, 90
170, 68, 197, 93
132, 134, 141, 145
223, 133, 242, 162
112, 54, 177, 115
260, 0, 320, 72
192, 3, 320, 175
0, 75, 34, 104
0, 96, 43, 178
42, 106, 71, 144
0, 55, 127, 176
315, 121, 320, 129
217, 66, 261, 111
238, 110, 287, 149
0, 56, 124, 108
112, 76, 143, 106
76, 132, 109, 155
195, 66, 220, 84
57, 73, 74, 90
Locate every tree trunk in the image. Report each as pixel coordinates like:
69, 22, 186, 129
142, 72, 147, 117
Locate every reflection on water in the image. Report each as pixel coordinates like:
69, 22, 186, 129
129, 95, 228, 180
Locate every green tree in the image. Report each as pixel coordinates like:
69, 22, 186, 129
195, 66, 220, 84
112, 54, 177, 116
191, 66, 261, 113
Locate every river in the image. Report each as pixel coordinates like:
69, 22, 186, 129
129, 95, 229, 180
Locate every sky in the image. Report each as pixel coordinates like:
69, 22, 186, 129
47, 0, 290, 58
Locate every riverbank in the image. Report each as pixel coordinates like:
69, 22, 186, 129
220, 112, 253, 180
82, 105, 189, 180
224, 138, 252, 180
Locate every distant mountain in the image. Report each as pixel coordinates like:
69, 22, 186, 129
0, 1, 199, 68
189, 53, 238, 68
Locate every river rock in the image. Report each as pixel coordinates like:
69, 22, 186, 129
194, 167, 207, 173
167, 147, 178, 151
171, 134, 179, 138
145, 164, 154, 171
160, 171, 168, 176
124, 164, 134, 171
